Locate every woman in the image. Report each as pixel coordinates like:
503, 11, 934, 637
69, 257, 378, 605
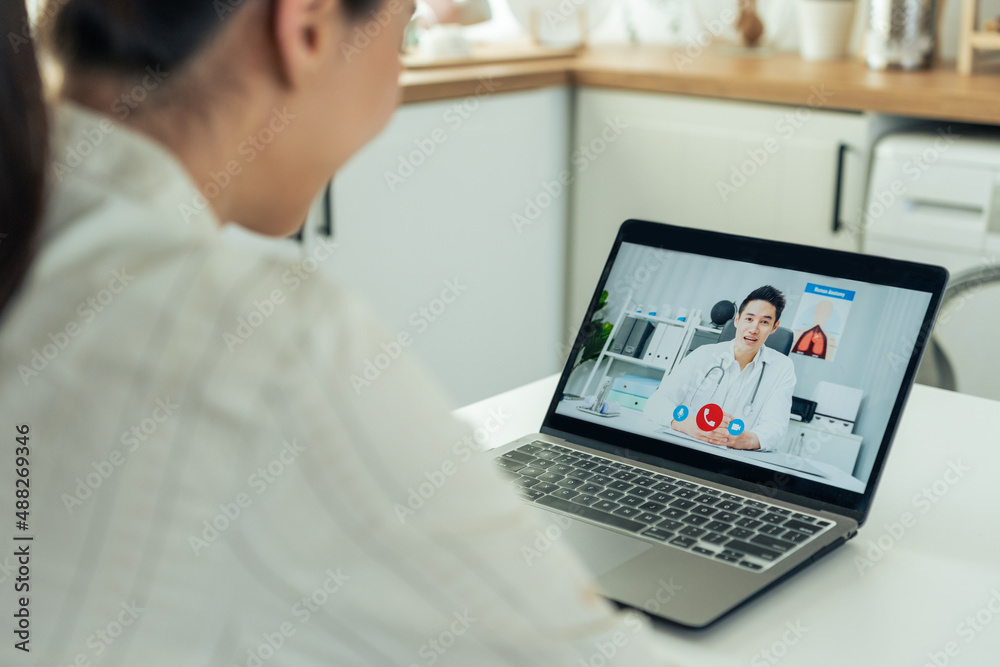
0, 1, 671, 664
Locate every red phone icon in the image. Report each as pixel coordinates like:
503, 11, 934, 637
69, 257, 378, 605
696, 404, 723, 432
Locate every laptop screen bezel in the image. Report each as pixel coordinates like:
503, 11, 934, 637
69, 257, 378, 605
541, 220, 948, 525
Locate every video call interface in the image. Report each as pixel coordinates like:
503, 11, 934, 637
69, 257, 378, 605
555, 242, 932, 493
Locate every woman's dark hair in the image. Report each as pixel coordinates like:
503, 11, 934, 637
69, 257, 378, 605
0, 0, 49, 319
51, 0, 385, 76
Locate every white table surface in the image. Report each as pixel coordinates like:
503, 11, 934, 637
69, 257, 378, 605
455, 375, 1000, 667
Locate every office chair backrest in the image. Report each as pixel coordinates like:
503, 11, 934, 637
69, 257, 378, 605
720, 320, 794, 356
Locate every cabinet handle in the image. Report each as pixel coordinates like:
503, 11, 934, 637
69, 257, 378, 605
322, 181, 334, 238
832, 143, 849, 234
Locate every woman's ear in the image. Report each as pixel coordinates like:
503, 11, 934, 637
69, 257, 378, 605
272, 0, 342, 87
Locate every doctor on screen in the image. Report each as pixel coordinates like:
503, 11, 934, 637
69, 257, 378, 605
643, 286, 797, 452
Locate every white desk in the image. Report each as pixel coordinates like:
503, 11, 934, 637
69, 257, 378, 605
455, 375, 1000, 667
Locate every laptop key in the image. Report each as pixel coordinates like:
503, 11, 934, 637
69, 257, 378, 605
554, 454, 579, 464
608, 480, 633, 492
634, 512, 662, 524
593, 465, 615, 475
631, 476, 656, 487
613, 471, 638, 482
717, 501, 740, 512
579, 483, 604, 495
760, 513, 786, 524
680, 526, 706, 539
641, 528, 675, 542
592, 500, 620, 512
669, 499, 695, 510
533, 481, 559, 494
573, 494, 599, 506
736, 518, 762, 529
715, 552, 741, 563
692, 546, 715, 556
652, 482, 678, 493
691, 505, 717, 517
739, 561, 763, 570
518, 466, 545, 477
537, 472, 564, 483
520, 489, 545, 500
519, 444, 543, 455
533, 450, 561, 461
512, 477, 539, 488
575, 460, 598, 470
649, 492, 672, 504
669, 536, 697, 549
674, 488, 698, 499
728, 527, 754, 539
568, 470, 595, 481
657, 518, 683, 531
597, 489, 624, 501
639, 501, 666, 512
784, 519, 821, 535
614, 506, 642, 518
714, 511, 739, 523
681, 515, 709, 526
725, 540, 781, 561
549, 464, 575, 475
618, 495, 645, 507
503, 451, 536, 464
750, 534, 796, 552
703, 532, 729, 546
693, 494, 719, 505
629, 487, 654, 498
738, 507, 763, 518
557, 478, 585, 489
551, 488, 579, 501
704, 521, 731, 533
663, 508, 687, 520
534, 495, 645, 533
783, 530, 810, 543
495, 458, 526, 473
759, 524, 786, 536
791, 513, 816, 522
590, 474, 614, 486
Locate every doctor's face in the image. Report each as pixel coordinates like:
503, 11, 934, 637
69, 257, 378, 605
734, 300, 778, 357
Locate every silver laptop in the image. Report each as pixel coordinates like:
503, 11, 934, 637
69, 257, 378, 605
491, 220, 947, 628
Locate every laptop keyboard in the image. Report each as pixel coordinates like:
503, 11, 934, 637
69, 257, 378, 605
495, 440, 834, 572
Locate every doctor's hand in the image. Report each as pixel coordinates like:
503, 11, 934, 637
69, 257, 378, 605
721, 418, 761, 451
671, 415, 732, 446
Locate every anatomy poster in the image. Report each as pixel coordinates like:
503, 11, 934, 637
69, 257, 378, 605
790, 283, 855, 362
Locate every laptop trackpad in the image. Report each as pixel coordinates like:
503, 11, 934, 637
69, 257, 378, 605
534, 510, 653, 577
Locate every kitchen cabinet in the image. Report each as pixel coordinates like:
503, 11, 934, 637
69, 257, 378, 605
568, 88, 870, 322
304, 87, 570, 406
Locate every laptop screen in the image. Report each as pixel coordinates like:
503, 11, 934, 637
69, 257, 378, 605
544, 222, 946, 519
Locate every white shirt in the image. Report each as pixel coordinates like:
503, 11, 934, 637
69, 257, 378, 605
0, 103, 672, 666
643, 341, 796, 451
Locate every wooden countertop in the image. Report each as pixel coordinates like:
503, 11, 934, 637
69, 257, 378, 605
401, 44, 1000, 125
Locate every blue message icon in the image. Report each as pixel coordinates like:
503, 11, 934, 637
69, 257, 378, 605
673, 405, 689, 422
728, 419, 745, 436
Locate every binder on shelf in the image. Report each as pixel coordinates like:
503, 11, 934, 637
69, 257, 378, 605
647, 323, 687, 370
643, 324, 667, 364
624, 320, 654, 357
609, 316, 638, 354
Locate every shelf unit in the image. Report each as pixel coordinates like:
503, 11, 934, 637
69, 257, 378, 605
580, 291, 716, 398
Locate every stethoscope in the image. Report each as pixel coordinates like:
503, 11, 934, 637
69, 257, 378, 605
685, 359, 767, 416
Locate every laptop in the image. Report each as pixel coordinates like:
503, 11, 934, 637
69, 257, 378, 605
490, 220, 948, 628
